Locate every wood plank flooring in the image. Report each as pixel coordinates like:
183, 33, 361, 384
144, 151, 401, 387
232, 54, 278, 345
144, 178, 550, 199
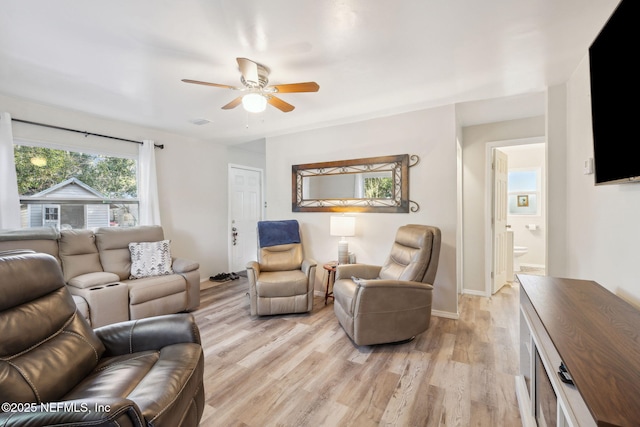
193, 279, 522, 427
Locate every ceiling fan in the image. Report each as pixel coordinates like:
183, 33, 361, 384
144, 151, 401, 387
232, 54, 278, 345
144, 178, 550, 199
182, 57, 320, 113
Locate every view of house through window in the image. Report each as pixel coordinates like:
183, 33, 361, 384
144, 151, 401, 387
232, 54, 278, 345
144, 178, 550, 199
14, 144, 138, 229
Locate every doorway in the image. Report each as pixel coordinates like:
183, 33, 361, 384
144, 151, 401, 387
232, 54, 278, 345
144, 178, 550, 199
228, 164, 264, 273
486, 137, 546, 295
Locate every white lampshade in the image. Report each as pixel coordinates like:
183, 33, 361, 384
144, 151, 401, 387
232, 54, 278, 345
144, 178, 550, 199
330, 216, 356, 264
330, 216, 356, 237
242, 93, 267, 113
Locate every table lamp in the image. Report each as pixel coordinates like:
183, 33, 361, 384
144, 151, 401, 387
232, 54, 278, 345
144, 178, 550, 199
330, 215, 356, 264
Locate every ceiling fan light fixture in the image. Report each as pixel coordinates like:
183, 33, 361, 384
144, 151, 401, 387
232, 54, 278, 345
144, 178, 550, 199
242, 93, 267, 113
182, 57, 318, 113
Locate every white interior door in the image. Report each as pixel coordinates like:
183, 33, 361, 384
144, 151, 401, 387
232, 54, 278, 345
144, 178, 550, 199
492, 148, 509, 294
228, 165, 263, 273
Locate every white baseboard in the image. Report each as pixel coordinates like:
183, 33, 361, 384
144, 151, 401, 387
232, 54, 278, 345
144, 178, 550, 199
519, 263, 546, 270
462, 288, 488, 297
432, 309, 459, 320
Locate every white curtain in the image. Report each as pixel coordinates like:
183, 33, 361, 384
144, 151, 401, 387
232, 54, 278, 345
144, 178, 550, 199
138, 140, 162, 226
0, 112, 21, 229
354, 173, 365, 198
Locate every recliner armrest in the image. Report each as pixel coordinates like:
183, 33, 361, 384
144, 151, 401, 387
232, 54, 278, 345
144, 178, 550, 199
67, 271, 120, 289
301, 258, 317, 276
335, 264, 381, 281
353, 279, 434, 313
172, 257, 199, 274
94, 313, 201, 356
246, 260, 260, 278
0, 398, 145, 427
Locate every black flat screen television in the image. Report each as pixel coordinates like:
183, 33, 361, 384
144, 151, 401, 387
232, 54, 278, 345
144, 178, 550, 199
589, 0, 638, 185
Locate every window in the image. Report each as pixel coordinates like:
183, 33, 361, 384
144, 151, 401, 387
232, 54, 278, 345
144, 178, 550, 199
363, 175, 393, 199
508, 169, 539, 215
43, 205, 59, 224
14, 144, 138, 229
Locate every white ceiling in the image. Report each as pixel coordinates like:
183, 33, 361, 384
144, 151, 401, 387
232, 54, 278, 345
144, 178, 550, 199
0, 0, 618, 145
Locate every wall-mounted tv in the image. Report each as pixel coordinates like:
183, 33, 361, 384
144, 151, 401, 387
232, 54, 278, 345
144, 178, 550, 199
589, 0, 638, 185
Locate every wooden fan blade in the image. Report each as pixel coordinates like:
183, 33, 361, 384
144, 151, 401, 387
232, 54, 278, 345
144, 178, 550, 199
237, 57, 260, 86
271, 82, 320, 93
222, 97, 243, 110
268, 96, 295, 112
182, 79, 238, 90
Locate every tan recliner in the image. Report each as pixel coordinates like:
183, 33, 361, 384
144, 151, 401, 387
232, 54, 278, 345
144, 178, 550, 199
246, 220, 317, 316
0, 252, 204, 427
333, 224, 441, 346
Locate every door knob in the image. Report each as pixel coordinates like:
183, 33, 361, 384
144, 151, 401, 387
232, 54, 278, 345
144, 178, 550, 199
232, 227, 238, 246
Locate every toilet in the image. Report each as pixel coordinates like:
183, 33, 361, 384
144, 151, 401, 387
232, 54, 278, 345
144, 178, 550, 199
513, 246, 528, 271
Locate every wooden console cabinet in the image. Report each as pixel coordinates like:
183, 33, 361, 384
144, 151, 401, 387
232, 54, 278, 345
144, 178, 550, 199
516, 275, 640, 427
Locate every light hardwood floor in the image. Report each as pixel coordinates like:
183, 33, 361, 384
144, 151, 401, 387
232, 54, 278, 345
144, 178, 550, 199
194, 279, 522, 427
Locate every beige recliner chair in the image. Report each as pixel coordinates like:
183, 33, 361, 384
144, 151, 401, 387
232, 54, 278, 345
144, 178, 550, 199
246, 220, 317, 315
0, 251, 204, 426
333, 224, 441, 346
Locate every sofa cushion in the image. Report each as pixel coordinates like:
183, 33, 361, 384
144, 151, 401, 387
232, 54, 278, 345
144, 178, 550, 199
95, 226, 165, 280
129, 240, 174, 279
0, 225, 61, 262
0, 226, 59, 242
378, 226, 433, 281
256, 269, 309, 297
127, 275, 186, 305
259, 243, 303, 272
63, 343, 204, 426
59, 229, 103, 282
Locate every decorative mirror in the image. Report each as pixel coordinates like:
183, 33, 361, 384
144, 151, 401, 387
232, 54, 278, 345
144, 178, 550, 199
292, 154, 419, 213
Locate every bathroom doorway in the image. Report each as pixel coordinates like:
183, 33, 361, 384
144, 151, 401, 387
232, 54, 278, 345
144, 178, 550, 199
486, 137, 546, 295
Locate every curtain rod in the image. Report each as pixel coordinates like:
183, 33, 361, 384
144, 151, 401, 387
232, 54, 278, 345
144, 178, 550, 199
11, 118, 164, 149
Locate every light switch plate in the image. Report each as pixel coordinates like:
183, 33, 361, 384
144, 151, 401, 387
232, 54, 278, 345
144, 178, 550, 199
584, 158, 594, 175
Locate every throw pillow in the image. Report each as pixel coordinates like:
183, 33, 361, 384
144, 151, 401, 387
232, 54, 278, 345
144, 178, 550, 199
128, 240, 174, 279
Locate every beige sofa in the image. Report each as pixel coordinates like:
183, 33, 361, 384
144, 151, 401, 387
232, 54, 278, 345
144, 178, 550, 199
0, 225, 200, 327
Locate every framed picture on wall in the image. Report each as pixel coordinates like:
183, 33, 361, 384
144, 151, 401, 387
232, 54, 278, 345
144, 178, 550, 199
517, 195, 529, 207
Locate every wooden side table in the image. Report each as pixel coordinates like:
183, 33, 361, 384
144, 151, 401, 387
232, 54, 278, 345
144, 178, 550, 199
323, 262, 338, 304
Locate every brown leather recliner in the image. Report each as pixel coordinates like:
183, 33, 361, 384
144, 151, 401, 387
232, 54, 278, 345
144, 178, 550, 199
246, 220, 317, 316
333, 224, 441, 346
0, 252, 204, 427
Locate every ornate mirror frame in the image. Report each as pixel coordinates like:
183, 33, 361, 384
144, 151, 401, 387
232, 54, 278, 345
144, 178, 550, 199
292, 154, 419, 213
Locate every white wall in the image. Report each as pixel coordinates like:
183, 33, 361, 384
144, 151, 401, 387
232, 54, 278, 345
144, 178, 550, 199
265, 106, 459, 316
546, 84, 568, 278
461, 116, 546, 294
1, 93, 252, 282
563, 56, 640, 308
